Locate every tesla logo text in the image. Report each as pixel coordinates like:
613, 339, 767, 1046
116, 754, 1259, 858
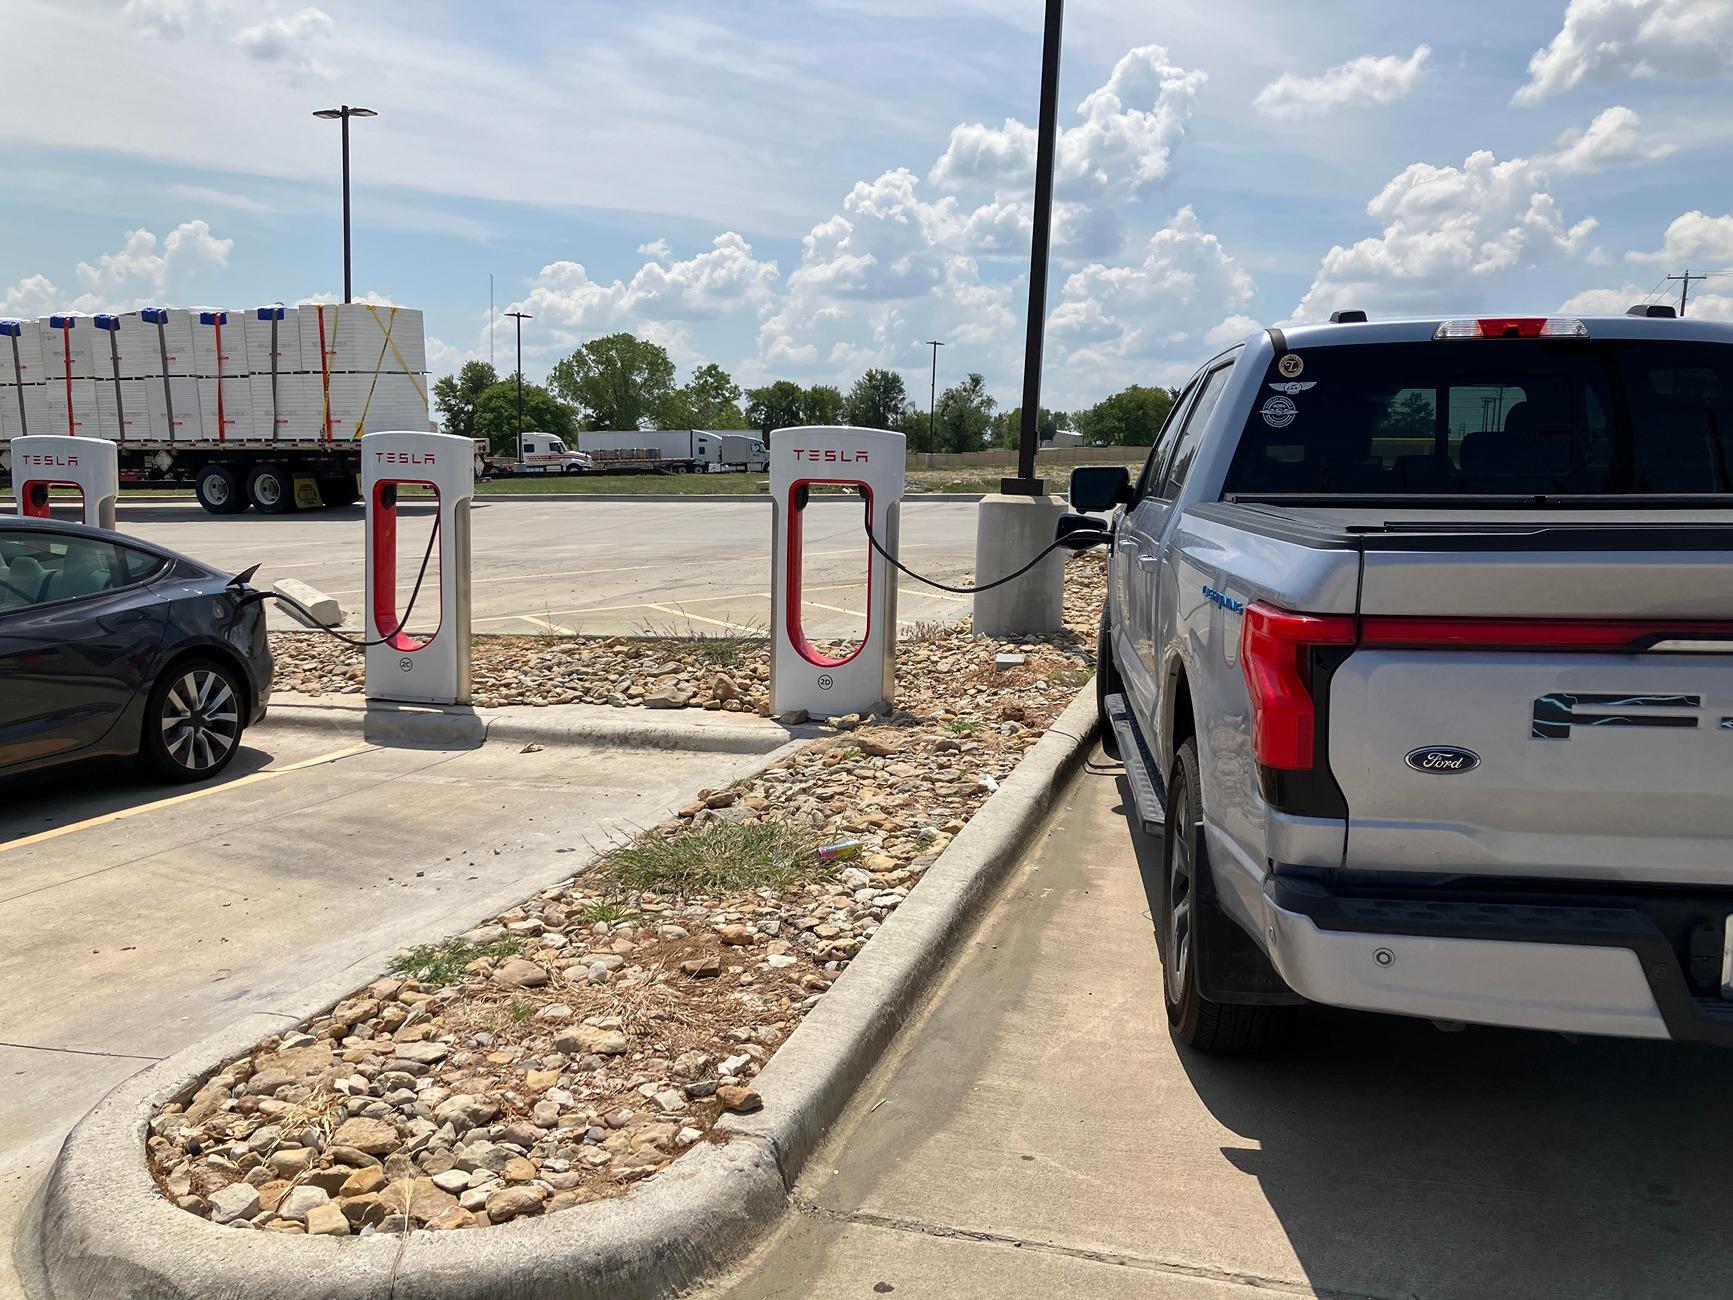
1531, 692, 1701, 740
1405, 746, 1480, 773
374, 451, 436, 465
20, 454, 76, 467
792, 449, 869, 463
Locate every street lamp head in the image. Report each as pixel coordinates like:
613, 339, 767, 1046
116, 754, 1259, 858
348, 107, 378, 118
312, 107, 377, 119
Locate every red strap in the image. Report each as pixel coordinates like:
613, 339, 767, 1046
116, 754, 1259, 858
63, 326, 74, 436
213, 315, 226, 441
317, 305, 332, 441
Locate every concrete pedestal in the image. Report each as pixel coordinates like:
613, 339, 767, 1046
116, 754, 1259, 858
971, 493, 1067, 636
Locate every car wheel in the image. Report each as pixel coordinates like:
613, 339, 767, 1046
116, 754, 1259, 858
195, 464, 247, 515
1161, 737, 1289, 1054
142, 658, 245, 782
1096, 606, 1123, 758
247, 463, 294, 514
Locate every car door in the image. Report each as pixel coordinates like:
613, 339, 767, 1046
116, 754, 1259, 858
0, 529, 169, 769
1148, 356, 1238, 719
1115, 377, 1202, 717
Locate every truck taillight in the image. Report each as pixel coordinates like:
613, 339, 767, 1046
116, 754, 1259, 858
1432, 317, 1588, 339
1240, 603, 1356, 770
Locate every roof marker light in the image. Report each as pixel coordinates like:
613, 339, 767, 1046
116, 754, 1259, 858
1433, 317, 1589, 340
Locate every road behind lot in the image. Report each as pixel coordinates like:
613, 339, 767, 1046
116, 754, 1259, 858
713, 750, 1733, 1300
0, 718, 779, 1297
91, 496, 980, 640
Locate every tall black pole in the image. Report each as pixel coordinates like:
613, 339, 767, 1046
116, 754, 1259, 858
505, 310, 532, 447
340, 107, 352, 304
1004, 0, 1063, 497
923, 339, 943, 468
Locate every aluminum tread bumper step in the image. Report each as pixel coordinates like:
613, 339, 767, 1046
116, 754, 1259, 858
1105, 692, 1166, 835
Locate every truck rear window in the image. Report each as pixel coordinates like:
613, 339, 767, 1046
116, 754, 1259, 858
1223, 339, 1733, 497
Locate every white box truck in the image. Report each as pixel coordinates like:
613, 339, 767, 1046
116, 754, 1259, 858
0, 302, 434, 514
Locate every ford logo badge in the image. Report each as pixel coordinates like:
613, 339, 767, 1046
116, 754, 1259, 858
1405, 746, 1480, 774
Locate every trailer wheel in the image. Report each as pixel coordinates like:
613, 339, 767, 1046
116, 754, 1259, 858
195, 464, 248, 515
246, 464, 294, 514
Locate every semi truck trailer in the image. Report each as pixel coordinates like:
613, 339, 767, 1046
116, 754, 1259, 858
0, 303, 433, 514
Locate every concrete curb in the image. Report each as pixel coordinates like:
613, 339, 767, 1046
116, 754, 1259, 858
17, 682, 1099, 1300
259, 697, 814, 755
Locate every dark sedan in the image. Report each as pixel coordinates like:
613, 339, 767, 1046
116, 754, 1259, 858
0, 515, 271, 782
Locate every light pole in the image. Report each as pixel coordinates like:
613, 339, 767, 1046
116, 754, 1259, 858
312, 105, 377, 304
1005, 0, 1063, 496
923, 339, 943, 469
505, 310, 532, 448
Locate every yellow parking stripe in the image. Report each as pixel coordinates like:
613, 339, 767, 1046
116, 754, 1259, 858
0, 742, 373, 855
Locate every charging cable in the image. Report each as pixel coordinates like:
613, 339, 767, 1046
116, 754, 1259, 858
236, 513, 441, 649
858, 493, 1110, 595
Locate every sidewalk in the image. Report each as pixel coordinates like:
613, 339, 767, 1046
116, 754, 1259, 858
711, 749, 1733, 1300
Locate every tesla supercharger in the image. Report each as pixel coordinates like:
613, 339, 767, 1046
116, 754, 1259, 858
770, 425, 904, 719
362, 429, 473, 706
10, 434, 119, 530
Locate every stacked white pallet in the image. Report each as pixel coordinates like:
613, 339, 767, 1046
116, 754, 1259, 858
0, 318, 49, 442
245, 306, 319, 442
188, 309, 252, 442
296, 303, 431, 438
89, 316, 147, 441
40, 314, 98, 438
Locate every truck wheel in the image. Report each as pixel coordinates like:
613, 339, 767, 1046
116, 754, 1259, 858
318, 475, 360, 507
246, 464, 293, 514
195, 464, 247, 515
1161, 738, 1290, 1054
1097, 607, 1123, 758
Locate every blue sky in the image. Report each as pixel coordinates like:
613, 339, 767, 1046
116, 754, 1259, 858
4, 0, 1733, 409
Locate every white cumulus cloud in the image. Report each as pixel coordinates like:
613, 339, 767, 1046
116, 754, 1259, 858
1546, 105, 1675, 171
1293, 120, 1621, 319
234, 6, 336, 81
1515, 0, 1733, 104
1254, 45, 1431, 119
1559, 283, 1733, 320
2, 220, 234, 318
1625, 209, 1733, 264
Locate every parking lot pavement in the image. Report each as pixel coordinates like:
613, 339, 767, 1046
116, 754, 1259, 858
97, 496, 979, 639
0, 719, 776, 1296
713, 749, 1733, 1300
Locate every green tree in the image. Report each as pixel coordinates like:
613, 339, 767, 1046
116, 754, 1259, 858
547, 333, 676, 430
473, 378, 575, 456
432, 360, 498, 439
990, 406, 1071, 450
658, 361, 748, 428
1383, 389, 1436, 436
743, 380, 808, 435
1075, 384, 1177, 446
933, 372, 996, 454
842, 368, 909, 430
802, 384, 845, 425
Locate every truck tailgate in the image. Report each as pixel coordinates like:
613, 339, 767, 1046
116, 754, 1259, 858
1329, 524, 1733, 886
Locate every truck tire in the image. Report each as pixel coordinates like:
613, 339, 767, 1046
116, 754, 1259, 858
246, 464, 293, 514
318, 475, 360, 506
1160, 738, 1291, 1054
195, 464, 247, 515
1097, 607, 1123, 758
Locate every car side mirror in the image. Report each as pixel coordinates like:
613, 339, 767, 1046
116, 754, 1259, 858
1069, 465, 1131, 512
1054, 513, 1111, 550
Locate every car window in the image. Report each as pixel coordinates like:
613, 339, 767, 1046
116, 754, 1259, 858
1163, 361, 1236, 496
1223, 339, 1733, 498
1134, 378, 1199, 501
119, 544, 167, 583
0, 530, 134, 611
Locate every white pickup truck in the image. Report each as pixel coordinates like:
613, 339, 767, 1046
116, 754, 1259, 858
1066, 307, 1733, 1053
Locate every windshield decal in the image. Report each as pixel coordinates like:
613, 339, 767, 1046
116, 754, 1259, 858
1260, 395, 1299, 428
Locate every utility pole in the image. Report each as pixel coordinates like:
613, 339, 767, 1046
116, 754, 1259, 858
923, 339, 944, 469
505, 310, 531, 447
1668, 269, 1709, 317
489, 274, 495, 370
312, 105, 377, 303
1004, 0, 1063, 497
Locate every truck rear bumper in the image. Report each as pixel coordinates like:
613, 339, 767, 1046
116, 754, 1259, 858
1262, 874, 1733, 1046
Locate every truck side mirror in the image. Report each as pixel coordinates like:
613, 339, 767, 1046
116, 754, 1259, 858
1054, 513, 1111, 550
1069, 465, 1132, 512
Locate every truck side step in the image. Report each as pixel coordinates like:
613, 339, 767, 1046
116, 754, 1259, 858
1105, 693, 1167, 835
